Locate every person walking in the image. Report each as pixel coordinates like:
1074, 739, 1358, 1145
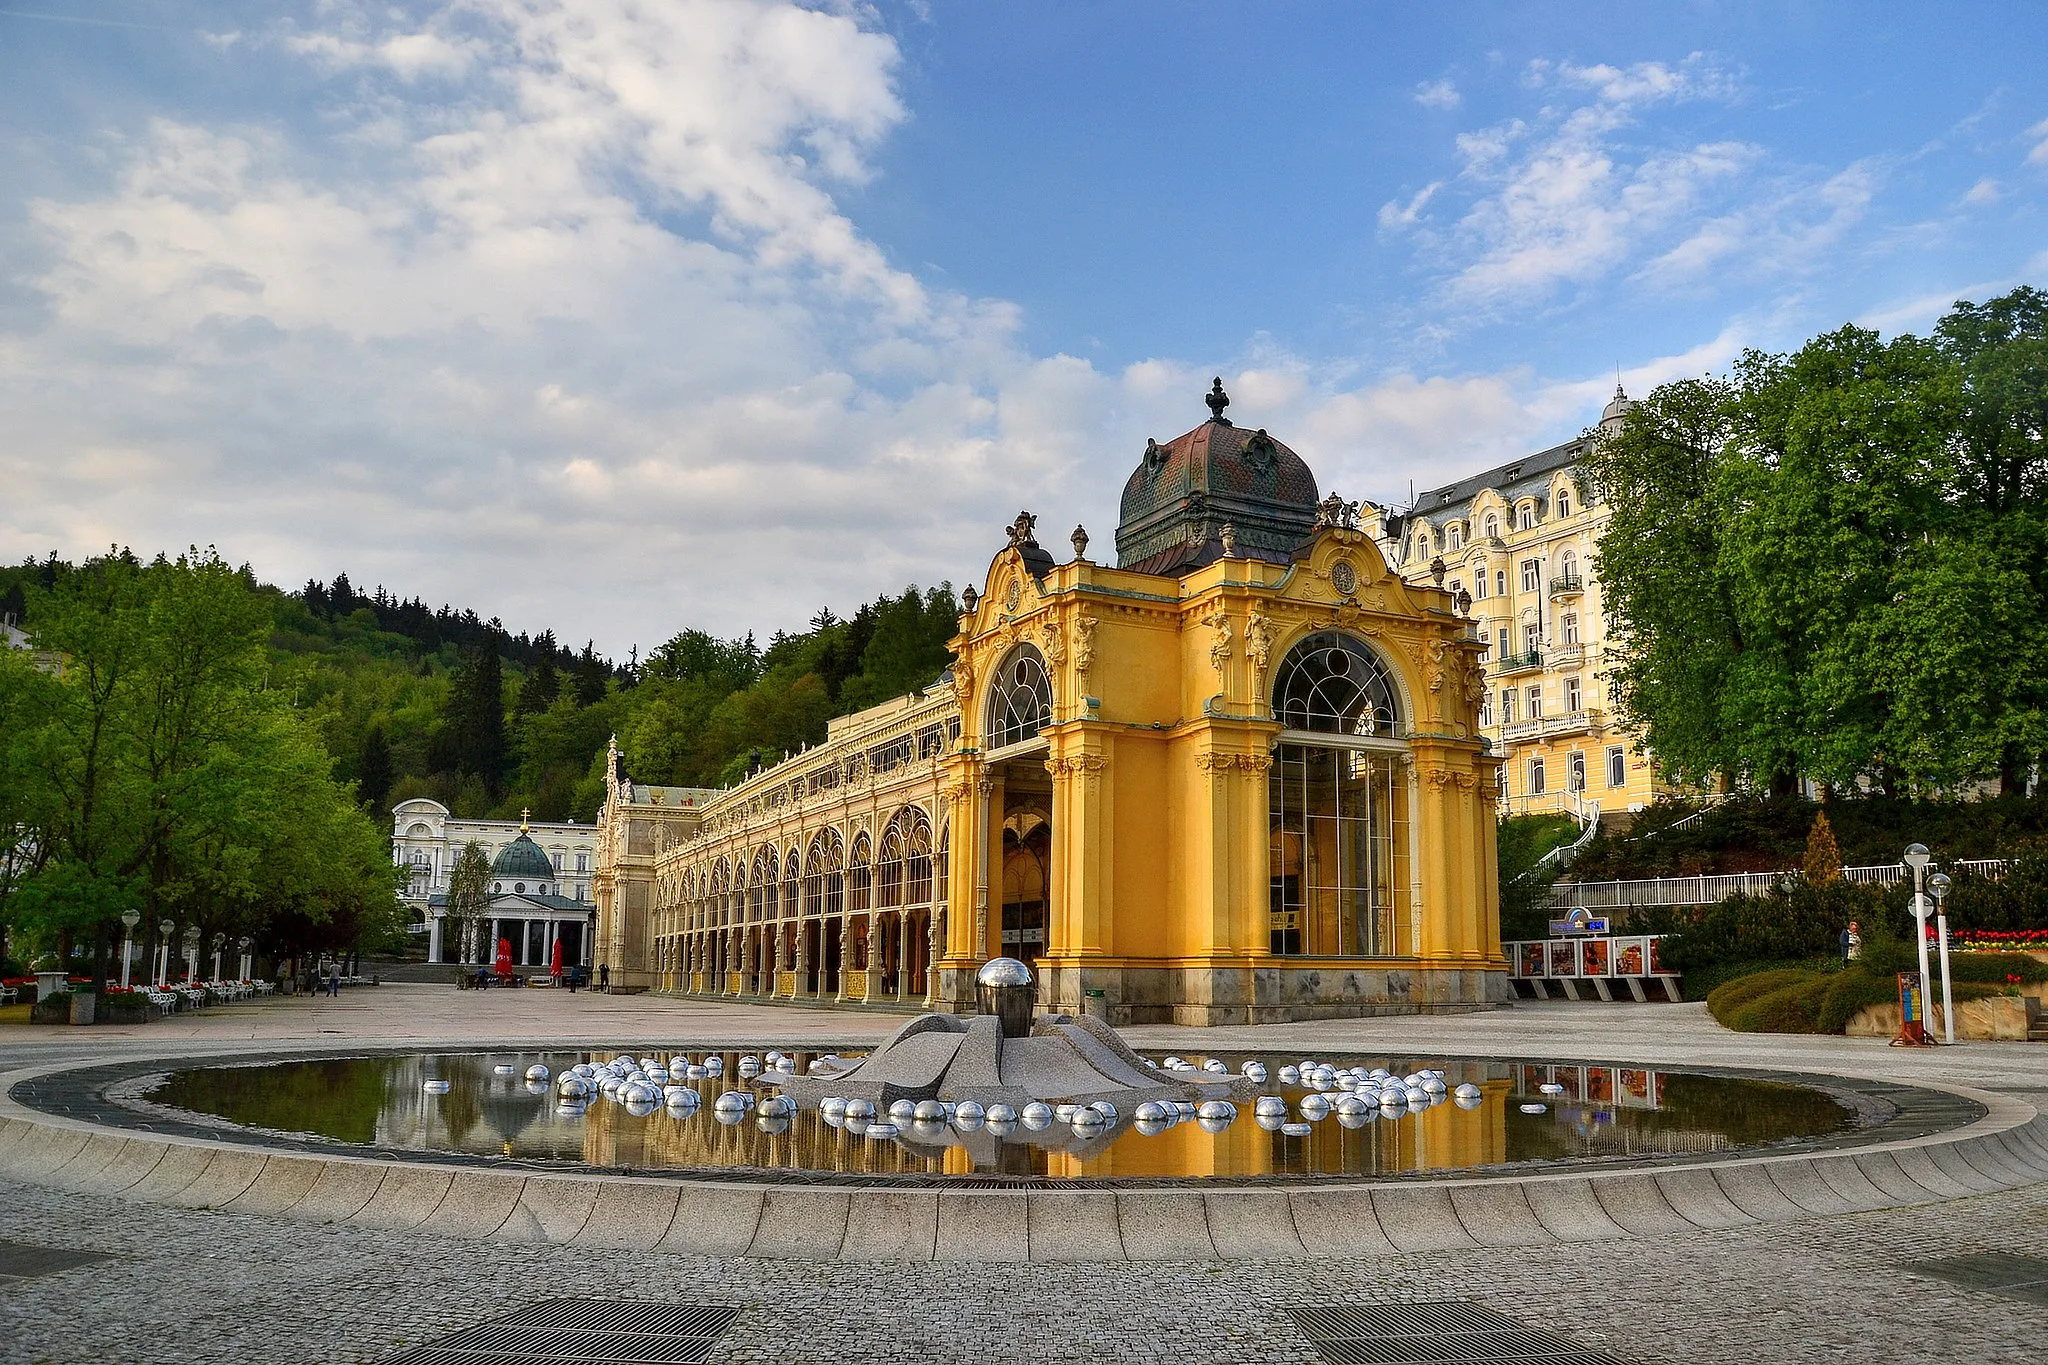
326, 961, 341, 997
598, 962, 610, 992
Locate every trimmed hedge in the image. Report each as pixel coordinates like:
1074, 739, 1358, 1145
1706, 967, 1822, 1026
1816, 970, 1899, 1034
1726, 976, 1831, 1033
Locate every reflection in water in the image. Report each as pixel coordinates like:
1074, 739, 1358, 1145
146, 1051, 1855, 1182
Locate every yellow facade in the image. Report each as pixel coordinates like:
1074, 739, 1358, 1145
604, 390, 1508, 1021
1366, 391, 1665, 824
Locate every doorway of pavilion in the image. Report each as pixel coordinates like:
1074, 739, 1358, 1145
1001, 802, 1051, 965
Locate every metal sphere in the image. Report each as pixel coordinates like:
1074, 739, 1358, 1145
756, 1114, 791, 1135
1020, 1102, 1053, 1130
1453, 1083, 1482, 1101
1520, 1103, 1548, 1114
1404, 1087, 1430, 1106
1053, 1104, 1080, 1123
623, 1096, 660, 1117
1196, 1100, 1235, 1122
889, 1099, 918, 1122
975, 956, 1034, 988
1071, 1109, 1107, 1133
1334, 1095, 1367, 1117
525, 1064, 549, 1081
713, 1106, 746, 1126
821, 1097, 849, 1119
1253, 1096, 1288, 1118
1278, 1066, 1301, 1085
1298, 1093, 1330, 1119
1454, 1092, 1483, 1110
1241, 1061, 1268, 1082
493, 1064, 517, 1076
1538, 1083, 1564, 1095
712, 1091, 749, 1113
843, 1097, 876, 1121
1255, 1112, 1286, 1132
984, 1118, 1017, 1137
685, 1065, 707, 1080
913, 1100, 947, 1123
556, 1100, 587, 1117
1134, 1117, 1171, 1136
984, 1102, 1017, 1124
1134, 1101, 1170, 1123
1201, 1058, 1227, 1074
864, 1121, 899, 1139
422, 1079, 451, 1094
953, 1100, 986, 1125
1280, 1122, 1312, 1137
1336, 1109, 1370, 1129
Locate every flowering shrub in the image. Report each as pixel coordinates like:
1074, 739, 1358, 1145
1954, 928, 2048, 951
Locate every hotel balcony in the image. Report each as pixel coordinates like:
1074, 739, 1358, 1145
1549, 574, 1584, 597
1494, 649, 1543, 676
1548, 643, 1584, 666
1497, 710, 1603, 745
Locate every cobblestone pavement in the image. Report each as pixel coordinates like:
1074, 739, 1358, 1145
2, 989, 2045, 1365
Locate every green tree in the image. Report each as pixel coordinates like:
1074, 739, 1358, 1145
357, 724, 393, 814
445, 840, 491, 964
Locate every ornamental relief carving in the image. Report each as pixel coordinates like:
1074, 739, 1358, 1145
1045, 754, 1108, 777
1072, 615, 1097, 675
1422, 767, 1478, 791
1198, 606, 1234, 672
1194, 752, 1273, 774
1041, 617, 1066, 667
1245, 610, 1274, 674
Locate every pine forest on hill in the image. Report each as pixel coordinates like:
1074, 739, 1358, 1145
0, 556, 961, 827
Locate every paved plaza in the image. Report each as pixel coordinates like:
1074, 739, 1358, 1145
1, 987, 2045, 1364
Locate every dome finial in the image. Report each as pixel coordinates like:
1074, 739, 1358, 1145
1205, 377, 1231, 425
520, 807, 531, 833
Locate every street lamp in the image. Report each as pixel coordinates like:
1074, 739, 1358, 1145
1904, 843, 1933, 1044
1929, 871, 1955, 1045
237, 936, 254, 982
156, 919, 174, 987
119, 910, 141, 989
210, 933, 226, 983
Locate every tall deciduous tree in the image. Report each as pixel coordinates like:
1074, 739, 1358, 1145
445, 840, 492, 963
1587, 289, 2048, 795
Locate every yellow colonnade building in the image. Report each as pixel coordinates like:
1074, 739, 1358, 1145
601, 384, 1507, 1021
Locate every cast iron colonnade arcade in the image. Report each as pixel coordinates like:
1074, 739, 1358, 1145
648, 691, 954, 1007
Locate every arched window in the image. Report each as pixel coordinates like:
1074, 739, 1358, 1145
1267, 631, 1414, 961
1272, 631, 1403, 737
1447, 523, 1464, 550
1483, 513, 1500, 539
782, 850, 800, 921
877, 821, 905, 909
1561, 549, 1578, 581
751, 848, 775, 920
1556, 485, 1573, 518
904, 811, 934, 905
848, 833, 872, 915
986, 645, 1053, 748
1518, 503, 1536, 530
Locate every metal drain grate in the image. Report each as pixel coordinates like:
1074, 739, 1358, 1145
378, 1299, 742, 1365
1287, 1301, 1629, 1365
1909, 1253, 2048, 1306
0, 1240, 115, 1283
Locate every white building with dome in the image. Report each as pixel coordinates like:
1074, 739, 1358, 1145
390, 799, 600, 967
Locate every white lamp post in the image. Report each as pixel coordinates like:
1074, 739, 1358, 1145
156, 919, 174, 987
119, 910, 140, 989
1904, 843, 1933, 1043
182, 927, 199, 985
237, 936, 253, 982
1929, 871, 1955, 1045
211, 933, 225, 983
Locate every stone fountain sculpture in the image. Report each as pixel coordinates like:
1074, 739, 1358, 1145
766, 958, 1250, 1110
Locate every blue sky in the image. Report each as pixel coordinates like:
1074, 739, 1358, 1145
3, 1, 2045, 653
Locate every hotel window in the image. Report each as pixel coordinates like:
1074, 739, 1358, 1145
1483, 514, 1500, 539
1607, 746, 1627, 788
1495, 569, 1507, 597
1526, 685, 1542, 718
1523, 622, 1541, 653
1565, 676, 1582, 711
1562, 612, 1579, 645
1497, 628, 1510, 657
1416, 531, 1431, 558
1518, 504, 1536, 530
1500, 688, 1516, 723
1475, 571, 1489, 600
1557, 486, 1572, 517
1447, 524, 1463, 550
1529, 757, 1547, 794
1520, 559, 1540, 592
1569, 751, 1587, 791
1561, 549, 1578, 581
576, 852, 589, 872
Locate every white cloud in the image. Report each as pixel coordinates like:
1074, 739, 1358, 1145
1526, 53, 1740, 106
1963, 177, 2002, 205
2027, 117, 2048, 166
1414, 78, 1461, 111
1377, 182, 1441, 231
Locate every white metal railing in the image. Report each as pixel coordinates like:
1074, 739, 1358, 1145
1547, 857, 2010, 910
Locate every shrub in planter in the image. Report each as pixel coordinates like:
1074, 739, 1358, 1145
28, 990, 72, 1025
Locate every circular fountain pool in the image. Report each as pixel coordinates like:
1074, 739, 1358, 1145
126, 1048, 1870, 1185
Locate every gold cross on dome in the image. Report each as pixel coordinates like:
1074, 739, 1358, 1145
521, 807, 531, 832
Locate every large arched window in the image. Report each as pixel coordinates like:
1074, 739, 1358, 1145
1273, 631, 1403, 737
1267, 631, 1413, 960
985, 645, 1053, 749
848, 833, 872, 915
804, 830, 843, 918
782, 850, 801, 922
